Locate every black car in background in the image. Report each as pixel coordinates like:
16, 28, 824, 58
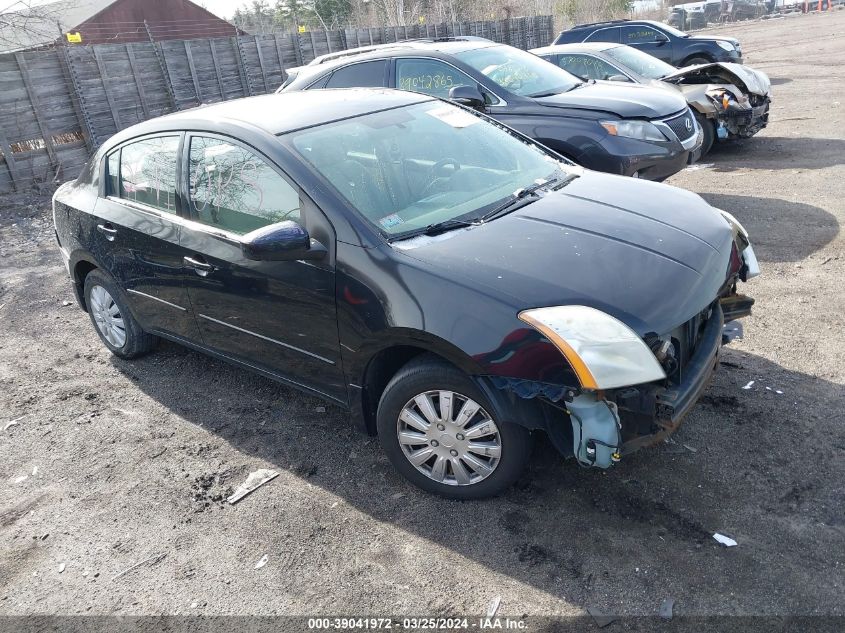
553, 19, 742, 67
279, 38, 701, 181
53, 89, 759, 499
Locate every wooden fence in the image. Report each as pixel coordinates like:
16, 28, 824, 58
0, 16, 554, 193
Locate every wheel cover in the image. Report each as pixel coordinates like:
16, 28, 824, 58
397, 390, 501, 486
89, 285, 126, 348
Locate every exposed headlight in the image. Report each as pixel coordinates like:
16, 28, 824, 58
599, 120, 666, 142
717, 208, 760, 279
518, 305, 666, 390
717, 41, 735, 52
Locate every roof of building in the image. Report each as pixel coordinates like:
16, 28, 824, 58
0, 0, 114, 52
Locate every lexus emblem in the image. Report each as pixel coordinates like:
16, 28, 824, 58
684, 118, 693, 132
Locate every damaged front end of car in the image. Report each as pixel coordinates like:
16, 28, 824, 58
481, 212, 759, 470
667, 62, 771, 142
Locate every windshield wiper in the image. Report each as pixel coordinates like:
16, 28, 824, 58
387, 218, 476, 242
478, 180, 553, 223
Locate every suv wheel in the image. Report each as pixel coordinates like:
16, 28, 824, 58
683, 55, 713, 66
377, 356, 531, 499
83, 269, 158, 359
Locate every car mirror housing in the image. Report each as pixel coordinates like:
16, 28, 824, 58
241, 221, 326, 262
607, 74, 630, 82
448, 85, 486, 108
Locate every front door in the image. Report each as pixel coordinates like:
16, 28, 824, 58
622, 25, 674, 63
178, 133, 346, 402
93, 134, 201, 341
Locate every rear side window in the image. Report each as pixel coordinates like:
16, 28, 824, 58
118, 136, 180, 212
325, 60, 387, 88
106, 151, 119, 196
188, 136, 301, 235
585, 27, 620, 43
395, 58, 476, 99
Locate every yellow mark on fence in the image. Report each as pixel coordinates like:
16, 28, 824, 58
65, 32, 82, 43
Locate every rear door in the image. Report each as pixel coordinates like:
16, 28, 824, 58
92, 134, 201, 341
178, 133, 346, 402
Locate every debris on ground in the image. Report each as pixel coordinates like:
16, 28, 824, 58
111, 553, 167, 581
3, 417, 23, 431
14, 475, 27, 484
315, 406, 326, 413
254, 554, 268, 569
683, 444, 698, 453
685, 163, 714, 171
713, 533, 738, 547
487, 595, 501, 618
58, 563, 65, 573
226, 468, 279, 504
742, 381, 755, 390
586, 607, 617, 628
62, 301, 71, 306
659, 598, 675, 621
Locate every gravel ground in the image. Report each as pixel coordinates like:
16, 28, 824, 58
1, 11, 844, 628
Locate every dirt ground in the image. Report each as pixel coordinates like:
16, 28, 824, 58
1, 11, 844, 629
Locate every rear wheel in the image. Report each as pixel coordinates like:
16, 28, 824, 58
695, 113, 716, 157
377, 356, 531, 499
83, 269, 157, 359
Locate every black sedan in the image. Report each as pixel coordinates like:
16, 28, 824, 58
53, 89, 759, 499
279, 38, 702, 181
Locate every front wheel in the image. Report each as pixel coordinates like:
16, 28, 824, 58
695, 113, 716, 157
84, 269, 158, 359
683, 56, 713, 66
377, 356, 531, 499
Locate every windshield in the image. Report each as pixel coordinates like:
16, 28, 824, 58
288, 101, 566, 238
605, 45, 677, 79
456, 44, 581, 97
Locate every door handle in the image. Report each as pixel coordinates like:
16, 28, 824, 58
97, 223, 117, 241
183, 255, 216, 277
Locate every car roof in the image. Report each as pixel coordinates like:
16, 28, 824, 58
104, 89, 435, 145
565, 19, 668, 31
531, 42, 617, 55
289, 37, 501, 80
308, 36, 494, 65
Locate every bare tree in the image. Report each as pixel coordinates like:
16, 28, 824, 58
0, 0, 69, 52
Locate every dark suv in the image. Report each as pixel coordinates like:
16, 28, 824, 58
279, 38, 702, 181
553, 20, 742, 67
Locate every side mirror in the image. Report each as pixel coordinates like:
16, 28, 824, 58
241, 221, 327, 262
607, 74, 630, 82
448, 85, 486, 108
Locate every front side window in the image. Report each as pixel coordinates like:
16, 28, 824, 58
188, 136, 301, 235
119, 136, 179, 212
557, 54, 626, 82
325, 60, 387, 88
456, 45, 580, 97
604, 45, 677, 79
395, 58, 476, 99
288, 101, 570, 239
623, 25, 661, 45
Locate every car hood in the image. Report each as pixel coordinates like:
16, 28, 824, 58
689, 34, 740, 47
662, 62, 770, 96
532, 81, 688, 119
393, 171, 734, 336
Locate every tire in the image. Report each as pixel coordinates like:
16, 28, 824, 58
376, 355, 531, 499
83, 269, 158, 359
695, 113, 716, 157
683, 55, 713, 66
